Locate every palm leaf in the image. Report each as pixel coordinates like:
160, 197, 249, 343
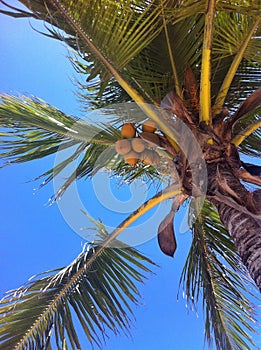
125, 13, 205, 103
179, 200, 258, 350
216, 0, 261, 15
212, 12, 260, 113
0, 95, 173, 199
223, 60, 261, 113
0, 223, 155, 350
232, 106, 261, 158
213, 13, 260, 63
11, 0, 168, 105
0, 183, 182, 349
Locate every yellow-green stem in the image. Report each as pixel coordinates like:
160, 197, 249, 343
213, 19, 260, 115
199, 0, 216, 125
231, 119, 261, 146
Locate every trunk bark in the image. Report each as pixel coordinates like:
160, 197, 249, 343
212, 200, 261, 291
207, 161, 261, 291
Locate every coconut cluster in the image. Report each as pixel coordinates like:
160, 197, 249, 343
115, 120, 161, 166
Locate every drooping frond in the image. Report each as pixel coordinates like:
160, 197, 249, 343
0, 228, 155, 350
0, 95, 119, 195
179, 200, 258, 350
0, 182, 183, 349
0, 95, 173, 199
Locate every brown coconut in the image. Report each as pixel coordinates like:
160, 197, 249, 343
115, 139, 132, 155
121, 123, 136, 138
141, 149, 160, 166
142, 120, 157, 133
124, 151, 139, 166
131, 138, 145, 153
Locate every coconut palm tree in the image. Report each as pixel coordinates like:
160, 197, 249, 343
0, 0, 260, 349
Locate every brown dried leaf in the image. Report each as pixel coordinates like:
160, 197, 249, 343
184, 64, 199, 100
139, 132, 161, 148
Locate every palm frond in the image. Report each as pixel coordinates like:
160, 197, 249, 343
124, 13, 205, 103
213, 14, 260, 62
0, 95, 172, 199
12, 0, 168, 105
0, 223, 155, 350
179, 200, 258, 350
216, 0, 261, 16
232, 106, 261, 158
212, 13, 260, 113
224, 60, 261, 112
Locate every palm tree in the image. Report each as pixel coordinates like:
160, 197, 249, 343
0, 0, 260, 349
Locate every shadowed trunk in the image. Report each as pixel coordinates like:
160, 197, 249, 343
207, 161, 261, 291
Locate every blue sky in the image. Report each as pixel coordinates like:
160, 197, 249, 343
0, 2, 260, 349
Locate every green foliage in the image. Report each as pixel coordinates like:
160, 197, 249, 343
180, 200, 258, 350
0, 222, 155, 350
1, 1, 260, 107
0, 95, 168, 199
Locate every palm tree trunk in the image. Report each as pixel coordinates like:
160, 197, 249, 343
207, 162, 261, 291
212, 200, 261, 291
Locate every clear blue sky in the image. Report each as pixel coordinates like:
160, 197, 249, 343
0, 2, 260, 350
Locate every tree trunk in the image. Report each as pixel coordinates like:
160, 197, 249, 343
207, 161, 261, 291
213, 200, 261, 291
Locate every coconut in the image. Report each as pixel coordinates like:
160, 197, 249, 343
141, 149, 160, 166
124, 151, 139, 166
121, 123, 136, 138
131, 138, 145, 153
115, 139, 132, 155
142, 120, 157, 133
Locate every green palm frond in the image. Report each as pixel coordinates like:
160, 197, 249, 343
14, 0, 168, 103
216, 0, 261, 16
124, 13, 205, 102
234, 108, 261, 158
179, 200, 258, 350
0, 95, 170, 199
211, 12, 260, 112
111, 159, 163, 184
0, 223, 155, 350
213, 13, 260, 62
2, 0, 259, 109
223, 60, 261, 113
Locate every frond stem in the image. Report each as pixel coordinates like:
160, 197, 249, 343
199, 0, 216, 125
